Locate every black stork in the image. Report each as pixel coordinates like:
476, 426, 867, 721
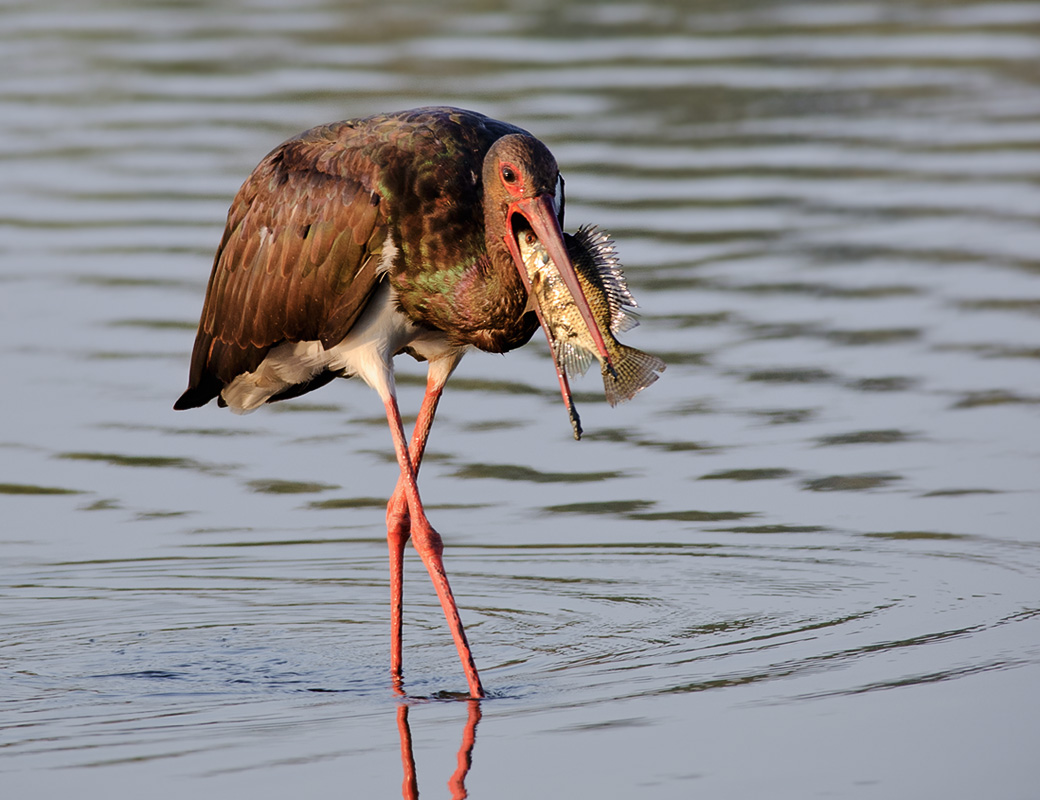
174, 107, 612, 698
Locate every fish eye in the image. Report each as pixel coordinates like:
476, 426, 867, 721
501, 164, 517, 184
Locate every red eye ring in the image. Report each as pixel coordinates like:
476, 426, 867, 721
501, 164, 517, 184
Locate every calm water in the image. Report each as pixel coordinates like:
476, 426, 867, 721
3, 1, 1040, 797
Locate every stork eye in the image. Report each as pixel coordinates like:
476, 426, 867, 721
501, 165, 517, 184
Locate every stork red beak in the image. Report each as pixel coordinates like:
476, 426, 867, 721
505, 194, 614, 371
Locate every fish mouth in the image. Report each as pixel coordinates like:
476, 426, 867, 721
507, 212, 534, 255
504, 194, 613, 371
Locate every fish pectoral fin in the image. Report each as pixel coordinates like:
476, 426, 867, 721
558, 342, 595, 378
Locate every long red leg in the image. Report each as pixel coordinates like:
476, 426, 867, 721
387, 367, 450, 689
384, 354, 482, 698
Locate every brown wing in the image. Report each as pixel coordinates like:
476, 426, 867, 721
174, 123, 390, 409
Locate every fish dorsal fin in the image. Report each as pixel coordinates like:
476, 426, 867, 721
572, 225, 640, 336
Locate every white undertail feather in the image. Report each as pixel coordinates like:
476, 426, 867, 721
221, 280, 466, 413
223, 339, 335, 413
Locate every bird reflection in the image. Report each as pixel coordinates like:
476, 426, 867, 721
396, 700, 482, 799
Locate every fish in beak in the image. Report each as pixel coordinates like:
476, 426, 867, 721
505, 194, 616, 376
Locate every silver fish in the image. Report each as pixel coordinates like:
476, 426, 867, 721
519, 224, 665, 424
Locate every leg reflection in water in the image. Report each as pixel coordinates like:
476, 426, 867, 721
396, 700, 483, 800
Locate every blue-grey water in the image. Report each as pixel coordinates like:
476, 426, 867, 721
3, 1, 1040, 797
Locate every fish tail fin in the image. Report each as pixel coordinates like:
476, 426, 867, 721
602, 345, 666, 406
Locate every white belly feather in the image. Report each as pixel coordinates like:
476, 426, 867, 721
221, 280, 466, 413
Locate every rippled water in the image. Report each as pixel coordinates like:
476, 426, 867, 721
3, 1, 1040, 797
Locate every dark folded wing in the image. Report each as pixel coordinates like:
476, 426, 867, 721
175, 124, 390, 409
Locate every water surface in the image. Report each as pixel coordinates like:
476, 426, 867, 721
3, 1, 1040, 797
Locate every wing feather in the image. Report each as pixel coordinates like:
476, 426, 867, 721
176, 125, 391, 408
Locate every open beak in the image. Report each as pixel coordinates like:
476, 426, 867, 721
505, 194, 614, 372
